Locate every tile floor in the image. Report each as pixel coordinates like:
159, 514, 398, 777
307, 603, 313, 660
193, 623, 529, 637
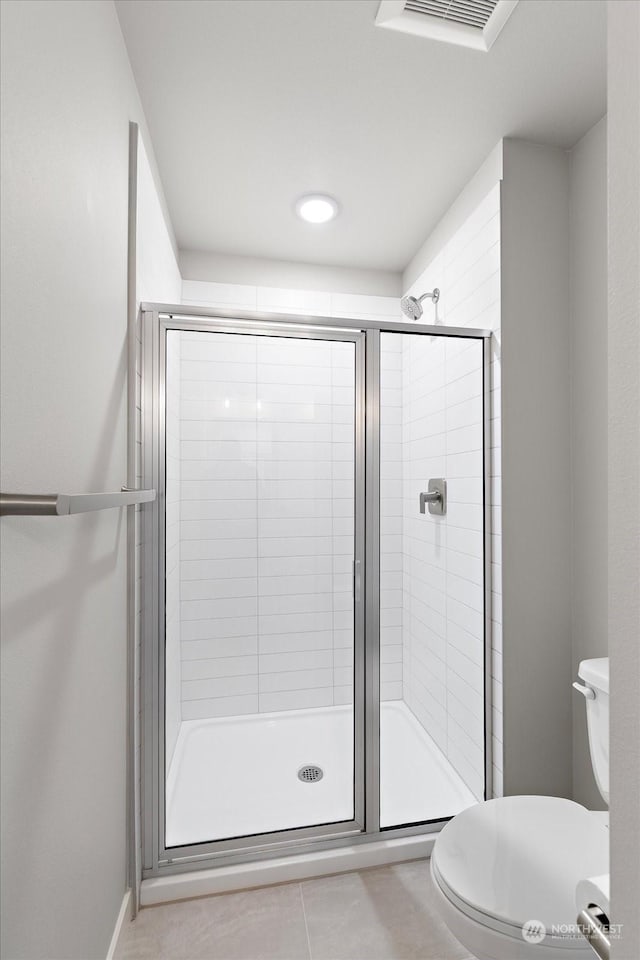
115, 860, 472, 960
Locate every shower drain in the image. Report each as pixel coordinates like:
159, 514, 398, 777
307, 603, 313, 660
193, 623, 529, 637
298, 764, 324, 783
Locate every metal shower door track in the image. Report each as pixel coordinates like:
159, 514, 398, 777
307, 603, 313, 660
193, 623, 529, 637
141, 302, 492, 340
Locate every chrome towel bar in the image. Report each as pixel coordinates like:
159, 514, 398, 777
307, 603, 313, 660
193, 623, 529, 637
0, 487, 156, 517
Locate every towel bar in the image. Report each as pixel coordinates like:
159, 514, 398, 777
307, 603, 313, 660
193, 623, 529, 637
0, 487, 156, 516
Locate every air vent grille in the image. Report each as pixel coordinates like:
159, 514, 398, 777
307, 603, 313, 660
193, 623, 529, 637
376, 0, 519, 52
404, 0, 498, 30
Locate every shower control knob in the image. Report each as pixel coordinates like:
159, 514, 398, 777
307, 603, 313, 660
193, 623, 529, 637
419, 479, 447, 516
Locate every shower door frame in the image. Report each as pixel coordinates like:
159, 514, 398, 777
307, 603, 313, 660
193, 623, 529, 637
139, 304, 493, 879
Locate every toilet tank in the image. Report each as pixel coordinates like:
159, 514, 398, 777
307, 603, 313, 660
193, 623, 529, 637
578, 658, 609, 805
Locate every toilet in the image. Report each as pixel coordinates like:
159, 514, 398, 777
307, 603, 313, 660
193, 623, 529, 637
431, 658, 609, 960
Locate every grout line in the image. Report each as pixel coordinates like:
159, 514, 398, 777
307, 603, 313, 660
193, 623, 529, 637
182, 660, 352, 680
182, 681, 350, 703
299, 882, 314, 960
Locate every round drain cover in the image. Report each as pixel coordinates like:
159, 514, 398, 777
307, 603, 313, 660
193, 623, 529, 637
298, 764, 323, 783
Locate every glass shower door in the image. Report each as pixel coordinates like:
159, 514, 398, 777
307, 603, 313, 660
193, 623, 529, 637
378, 330, 486, 827
162, 324, 364, 850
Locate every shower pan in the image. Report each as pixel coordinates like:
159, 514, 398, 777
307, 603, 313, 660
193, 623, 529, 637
139, 304, 492, 879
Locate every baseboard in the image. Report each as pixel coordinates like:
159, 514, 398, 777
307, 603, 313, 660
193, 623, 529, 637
140, 834, 435, 906
106, 889, 132, 960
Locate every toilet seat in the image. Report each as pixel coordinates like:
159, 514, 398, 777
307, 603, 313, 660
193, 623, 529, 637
432, 860, 589, 951
431, 796, 609, 956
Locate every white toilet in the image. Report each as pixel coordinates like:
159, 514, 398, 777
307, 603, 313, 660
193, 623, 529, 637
431, 658, 609, 960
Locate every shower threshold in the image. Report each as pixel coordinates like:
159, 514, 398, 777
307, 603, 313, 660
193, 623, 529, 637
165, 700, 477, 848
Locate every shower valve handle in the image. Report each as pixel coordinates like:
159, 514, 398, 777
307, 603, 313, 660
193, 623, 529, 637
419, 479, 447, 516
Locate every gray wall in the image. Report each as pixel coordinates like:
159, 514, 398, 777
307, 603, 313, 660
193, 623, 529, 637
608, 2, 640, 956
500, 140, 573, 798
0, 1, 154, 956
569, 117, 608, 810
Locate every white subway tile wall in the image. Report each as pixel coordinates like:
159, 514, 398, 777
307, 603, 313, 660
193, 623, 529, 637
169, 330, 357, 718
381, 331, 485, 804
401, 182, 502, 798
165, 333, 182, 768
175, 269, 501, 797
380, 335, 405, 699
181, 283, 396, 325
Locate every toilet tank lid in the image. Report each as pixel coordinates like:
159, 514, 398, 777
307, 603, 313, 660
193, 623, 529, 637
578, 657, 609, 693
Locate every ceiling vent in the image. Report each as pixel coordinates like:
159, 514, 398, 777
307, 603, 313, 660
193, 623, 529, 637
375, 0, 519, 52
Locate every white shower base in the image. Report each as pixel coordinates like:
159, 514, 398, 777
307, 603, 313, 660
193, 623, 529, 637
166, 700, 477, 848
379, 701, 477, 828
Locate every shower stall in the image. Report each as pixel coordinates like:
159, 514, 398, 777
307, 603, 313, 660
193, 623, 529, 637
139, 304, 491, 877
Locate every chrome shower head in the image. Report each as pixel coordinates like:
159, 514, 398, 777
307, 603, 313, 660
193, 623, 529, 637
400, 295, 424, 320
400, 288, 440, 320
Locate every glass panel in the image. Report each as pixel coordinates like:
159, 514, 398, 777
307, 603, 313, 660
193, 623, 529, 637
379, 331, 485, 827
164, 329, 357, 847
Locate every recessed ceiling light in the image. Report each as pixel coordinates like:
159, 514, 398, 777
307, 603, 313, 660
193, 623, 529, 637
295, 194, 340, 224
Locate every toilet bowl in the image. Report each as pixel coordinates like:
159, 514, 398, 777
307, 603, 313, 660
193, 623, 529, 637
432, 659, 610, 960
431, 795, 609, 960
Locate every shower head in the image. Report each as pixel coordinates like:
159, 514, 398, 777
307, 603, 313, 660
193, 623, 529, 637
400, 295, 424, 321
400, 288, 440, 320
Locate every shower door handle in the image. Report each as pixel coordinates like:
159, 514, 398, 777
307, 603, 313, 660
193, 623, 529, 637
353, 560, 362, 603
